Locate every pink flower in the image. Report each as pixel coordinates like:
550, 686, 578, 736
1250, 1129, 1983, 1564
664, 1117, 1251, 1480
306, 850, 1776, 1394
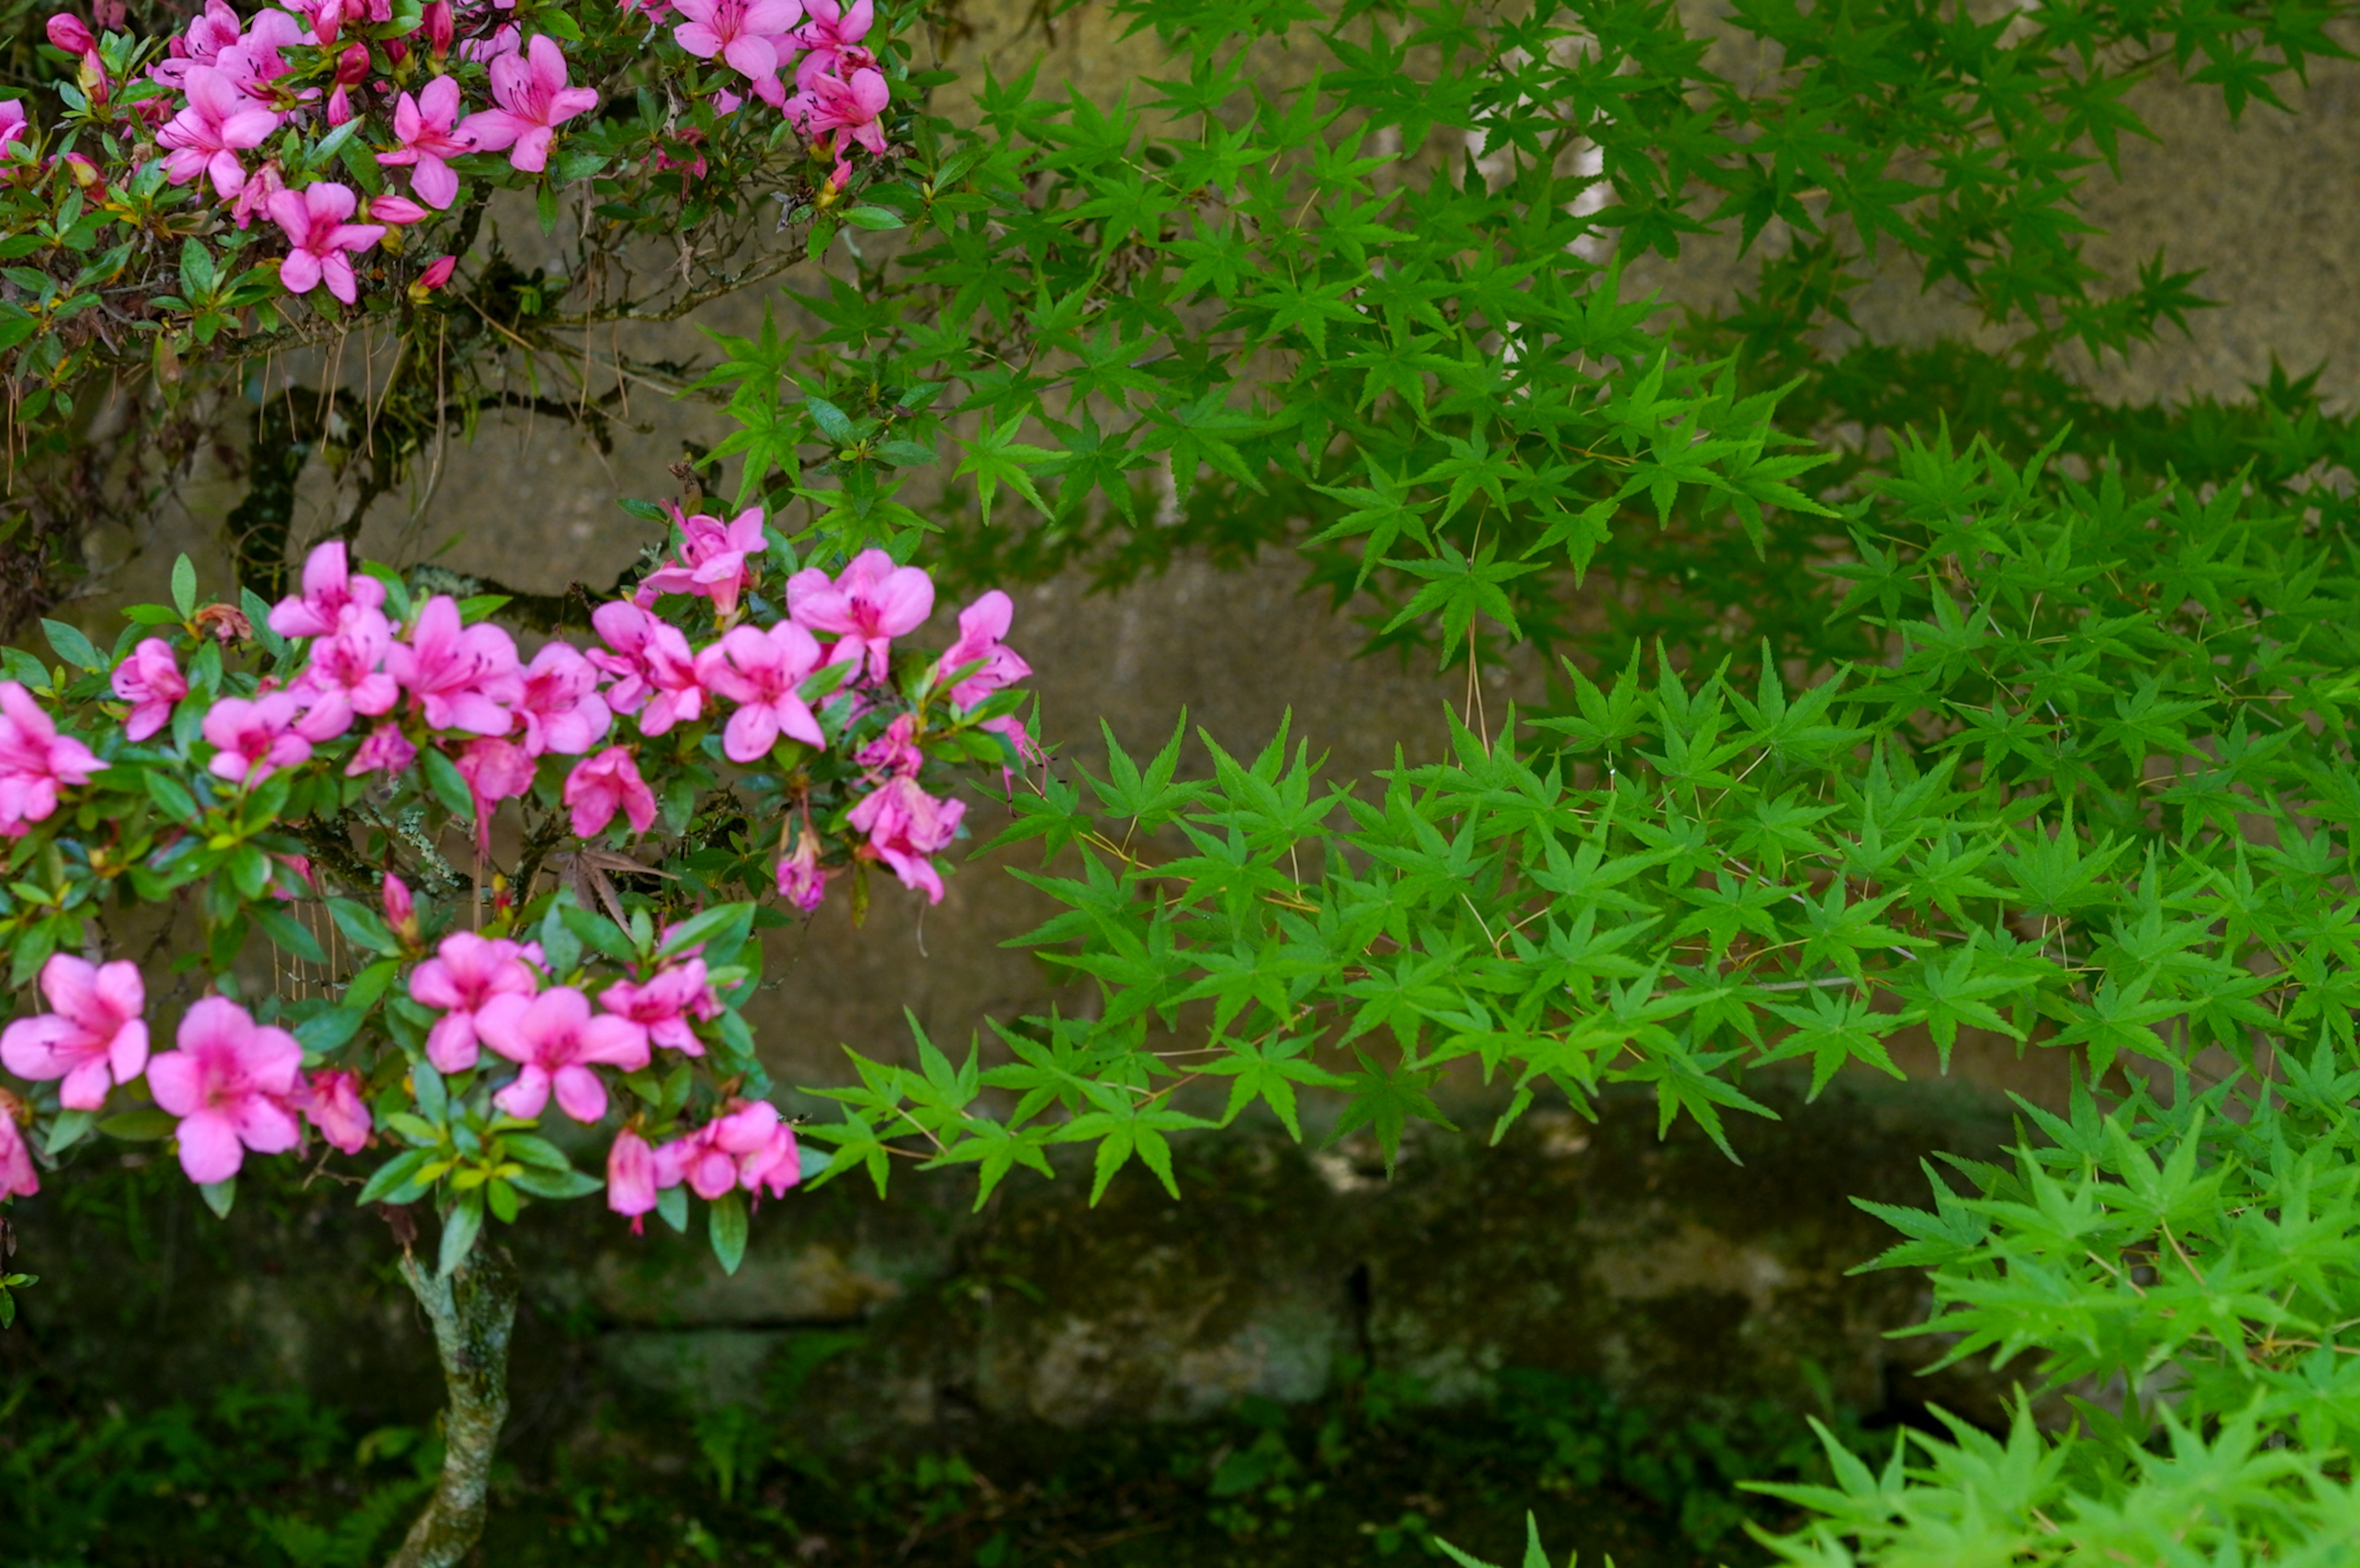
202, 691, 312, 786
453, 735, 535, 853
386, 594, 522, 734
1, 954, 148, 1111
457, 34, 598, 175
269, 539, 388, 640
786, 548, 932, 681
46, 12, 95, 53
422, 0, 452, 53
382, 870, 420, 944
935, 589, 1031, 708
410, 931, 540, 1073
416, 254, 457, 291
214, 9, 306, 97
345, 723, 417, 777
774, 830, 827, 912
785, 64, 889, 158
854, 712, 921, 778
476, 986, 648, 1123
639, 506, 768, 616
377, 76, 470, 209
599, 958, 717, 1054
848, 775, 964, 903
146, 997, 304, 1184
302, 1068, 371, 1153
514, 641, 610, 756
671, 0, 801, 106
0, 100, 27, 155
657, 1101, 797, 1201
794, 0, 870, 71
159, 65, 280, 198
587, 602, 702, 735
229, 160, 285, 230
0, 681, 97, 836
111, 637, 188, 741
696, 622, 826, 762
269, 181, 386, 305
459, 20, 519, 63
151, 0, 243, 87
0, 1107, 36, 1199
292, 611, 397, 742
563, 745, 656, 838
368, 193, 429, 225
607, 1126, 658, 1222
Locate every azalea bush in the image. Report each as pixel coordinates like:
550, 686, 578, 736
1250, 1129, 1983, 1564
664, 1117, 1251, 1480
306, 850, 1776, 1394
0, 508, 1035, 1564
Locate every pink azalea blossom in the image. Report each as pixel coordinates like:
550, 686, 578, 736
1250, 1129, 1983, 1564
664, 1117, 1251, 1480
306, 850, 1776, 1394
146, 997, 304, 1184
269, 539, 388, 639
410, 930, 540, 1073
607, 1126, 658, 1224
301, 1068, 371, 1153
774, 829, 827, 912
587, 601, 703, 735
514, 641, 610, 756
269, 181, 386, 305
202, 691, 312, 786
214, 9, 306, 98
476, 986, 648, 1123
656, 1101, 798, 1200
159, 65, 280, 198
454, 736, 535, 854
229, 159, 285, 230
598, 958, 718, 1055
848, 775, 964, 903
457, 33, 598, 174
377, 76, 470, 209
292, 611, 397, 742
935, 589, 1032, 707
0, 100, 27, 154
563, 745, 656, 838
671, 0, 801, 106
0, 954, 148, 1111
152, 0, 243, 87
458, 20, 519, 63
696, 621, 827, 762
792, 0, 871, 90
386, 594, 522, 734
0, 1106, 36, 1199
111, 637, 188, 742
345, 723, 417, 777
786, 548, 932, 681
785, 64, 889, 157
854, 712, 922, 778
639, 506, 767, 616
0, 681, 97, 836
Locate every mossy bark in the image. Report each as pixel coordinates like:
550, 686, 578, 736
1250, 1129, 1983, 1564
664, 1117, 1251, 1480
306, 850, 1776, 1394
385, 1247, 519, 1568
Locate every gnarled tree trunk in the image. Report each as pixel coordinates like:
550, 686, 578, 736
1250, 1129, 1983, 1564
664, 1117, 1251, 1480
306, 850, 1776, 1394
385, 1247, 519, 1568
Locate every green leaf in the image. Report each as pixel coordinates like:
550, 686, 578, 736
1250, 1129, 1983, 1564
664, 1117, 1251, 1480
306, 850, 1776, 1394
98, 1108, 178, 1141
709, 1189, 749, 1275
40, 618, 104, 672
438, 1192, 484, 1276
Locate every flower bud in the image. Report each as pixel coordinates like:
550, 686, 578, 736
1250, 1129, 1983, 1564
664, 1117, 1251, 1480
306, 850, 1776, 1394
368, 193, 428, 225
325, 85, 353, 126
407, 254, 457, 302
335, 39, 371, 84
45, 12, 94, 54
422, 0, 452, 55
381, 871, 420, 944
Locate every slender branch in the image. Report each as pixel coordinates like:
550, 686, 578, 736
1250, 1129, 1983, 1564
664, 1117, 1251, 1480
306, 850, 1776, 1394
385, 1246, 519, 1568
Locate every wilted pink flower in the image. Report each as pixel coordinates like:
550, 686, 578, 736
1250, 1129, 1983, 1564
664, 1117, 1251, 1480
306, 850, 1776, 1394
671, 0, 800, 106
514, 641, 610, 756
599, 958, 718, 1055
410, 930, 540, 1073
382, 870, 419, 943
345, 723, 417, 777
387, 595, 522, 734
786, 65, 889, 157
0, 681, 96, 836
1, 954, 148, 1111
774, 829, 827, 912
639, 506, 768, 616
457, 33, 597, 174
607, 1126, 658, 1224
588, 602, 702, 735
454, 735, 535, 853
0, 1102, 35, 1199
159, 65, 280, 198
696, 622, 827, 762
302, 1067, 371, 1153
935, 589, 1031, 708
848, 775, 964, 903
270, 539, 388, 639
293, 612, 397, 742
269, 181, 386, 305
146, 997, 304, 1184
111, 637, 188, 742
563, 745, 656, 838
787, 548, 931, 681
46, 12, 95, 53
228, 159, 285, 229
202, 692, 312, 786
377, 76, 470, 208
855, 712, 922, 778
476, 986, 648, 1123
